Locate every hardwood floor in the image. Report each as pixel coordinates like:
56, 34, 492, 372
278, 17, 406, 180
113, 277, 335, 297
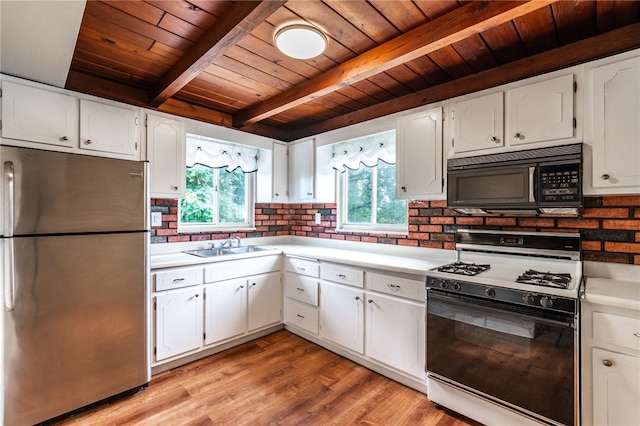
54, 331, 478, 426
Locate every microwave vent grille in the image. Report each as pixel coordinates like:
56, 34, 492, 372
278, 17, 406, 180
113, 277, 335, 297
448, 143, 582, 168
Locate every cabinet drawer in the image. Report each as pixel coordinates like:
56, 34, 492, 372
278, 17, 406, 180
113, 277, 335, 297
205, 255, 281, 283
284, 273, 319, 306
154, 267, 203, 291
593, 312, 640, 351
285, 257, 319, 277
321, 263, 364, 288
366, 272, 425, 301
284, 298, 319, 335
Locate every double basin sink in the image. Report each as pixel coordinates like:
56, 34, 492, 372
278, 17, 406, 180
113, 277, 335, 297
183, 245, 275, 258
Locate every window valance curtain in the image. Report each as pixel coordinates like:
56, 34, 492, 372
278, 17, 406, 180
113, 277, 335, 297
186, 135, 258, 173
331, 130, 396, 173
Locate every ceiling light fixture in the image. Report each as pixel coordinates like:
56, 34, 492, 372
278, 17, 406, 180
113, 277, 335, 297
275, 24, 327, 59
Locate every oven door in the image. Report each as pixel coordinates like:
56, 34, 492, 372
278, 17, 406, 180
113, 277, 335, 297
426, 289, 576, 426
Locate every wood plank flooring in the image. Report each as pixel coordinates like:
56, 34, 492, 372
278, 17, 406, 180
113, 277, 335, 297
54, 331, 478, 426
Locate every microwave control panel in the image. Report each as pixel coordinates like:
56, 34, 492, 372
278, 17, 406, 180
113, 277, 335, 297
539, 163, 581, 203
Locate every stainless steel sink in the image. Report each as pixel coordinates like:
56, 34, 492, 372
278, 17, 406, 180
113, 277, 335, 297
183, 245, 274, 258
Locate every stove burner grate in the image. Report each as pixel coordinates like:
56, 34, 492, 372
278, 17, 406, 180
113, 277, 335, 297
437, 261, 490, 276
516, 269, 571, 289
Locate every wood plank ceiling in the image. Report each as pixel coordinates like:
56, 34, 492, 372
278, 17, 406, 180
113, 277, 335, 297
65, 0, 640, 142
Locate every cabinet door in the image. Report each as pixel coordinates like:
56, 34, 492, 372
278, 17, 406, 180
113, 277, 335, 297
155, 289, 202, 361
248, 272, 282, 331
506, 74, 574, 146
1, 81, 78, 148
591, 57, 640, 189
80, 99, 138, 157
147, 114, 185, 198
396, 107, 444, 198
452, 92, 504, 153
204, 278, 247, 345
320, 281, 364, 354
592, 348, 640, 426
289, 139, 315, 201
366, 294, 425, 379
272, 141, 288, 201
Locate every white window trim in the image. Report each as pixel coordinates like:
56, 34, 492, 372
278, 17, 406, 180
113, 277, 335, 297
178, 171, 256, 233
336, 168, 408, 236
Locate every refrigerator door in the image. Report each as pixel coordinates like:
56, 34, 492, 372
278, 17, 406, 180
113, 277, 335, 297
1, 146, 147, 236
3, 231, 149, 425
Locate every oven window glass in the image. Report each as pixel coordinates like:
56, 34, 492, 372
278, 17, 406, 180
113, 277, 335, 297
426, 294, 574, 425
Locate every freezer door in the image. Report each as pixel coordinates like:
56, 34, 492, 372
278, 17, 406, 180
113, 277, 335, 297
1, 146, 147, 235
3, 232, 149, 425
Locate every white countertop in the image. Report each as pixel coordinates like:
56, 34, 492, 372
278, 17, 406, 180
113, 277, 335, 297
150, 236, 456, 276
582, 261, 640, 311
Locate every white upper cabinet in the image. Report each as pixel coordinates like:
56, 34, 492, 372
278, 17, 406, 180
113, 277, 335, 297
586, 54, 640, 194
506, 74, 575, 146
1, 80, 78, 148
289, 138, 315, 201
272, 141, 288, 202
452, 92, 504, 153
396, 106, 443, 198
80, 99, 139, 158
147, 113, 185, 198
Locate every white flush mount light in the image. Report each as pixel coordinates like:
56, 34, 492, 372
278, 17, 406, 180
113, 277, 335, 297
275, 25, 327, 59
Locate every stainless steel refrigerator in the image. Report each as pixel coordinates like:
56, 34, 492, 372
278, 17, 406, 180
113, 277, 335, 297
1, 146, 150, 425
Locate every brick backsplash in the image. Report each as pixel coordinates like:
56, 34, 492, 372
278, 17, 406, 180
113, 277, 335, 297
151, 195, 640, 265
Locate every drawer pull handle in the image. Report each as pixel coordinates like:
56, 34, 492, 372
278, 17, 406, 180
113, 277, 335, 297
296, 287, 305, 292
634, 333, 640, 338
338, 274, 347, 279
297, 314, 305, 319
602, 359, 613, 367
387, 284, 401, 291
172, 278, 185, 282
297, 267, 306, 271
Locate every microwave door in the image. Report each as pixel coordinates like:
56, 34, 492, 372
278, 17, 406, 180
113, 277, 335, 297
447, 166, 536, 208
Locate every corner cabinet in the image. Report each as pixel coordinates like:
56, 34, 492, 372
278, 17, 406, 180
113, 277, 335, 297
396, 106, 443, 199
585, 54, 640, 194
146, 113, 185, 198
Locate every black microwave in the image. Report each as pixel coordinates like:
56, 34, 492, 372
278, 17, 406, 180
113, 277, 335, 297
447, 144, 582, 214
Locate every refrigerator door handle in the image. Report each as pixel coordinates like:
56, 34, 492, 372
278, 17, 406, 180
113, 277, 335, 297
3, 161, 16, 310
4, 160, 15, 237
3, 238, 15, 311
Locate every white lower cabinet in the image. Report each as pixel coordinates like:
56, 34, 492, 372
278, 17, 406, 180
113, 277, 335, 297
204, 278, 247, 345
155, 288, 203, 361
365, 293, 425, 379
582, 300, 640, 425
319, 281, 365, 354
248, 272, 283, 331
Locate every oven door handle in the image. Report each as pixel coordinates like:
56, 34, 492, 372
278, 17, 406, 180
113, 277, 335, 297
426, 290, 575, 329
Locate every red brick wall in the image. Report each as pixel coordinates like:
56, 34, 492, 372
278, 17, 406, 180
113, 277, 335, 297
151, 195, 640, 265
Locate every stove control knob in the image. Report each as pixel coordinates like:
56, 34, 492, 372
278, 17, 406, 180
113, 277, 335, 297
441, 280, 449, 289
522, 293, 536, 305
452, 283, 461, 291
540, 296, 554, 308
484, 288, 495, 297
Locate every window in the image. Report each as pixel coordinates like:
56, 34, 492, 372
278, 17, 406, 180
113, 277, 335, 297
334, 130, 407, 233
179, 135, 256, 232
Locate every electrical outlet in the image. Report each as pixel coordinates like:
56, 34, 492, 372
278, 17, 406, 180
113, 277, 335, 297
151, 212, 162, 227
315, 212, 321, 224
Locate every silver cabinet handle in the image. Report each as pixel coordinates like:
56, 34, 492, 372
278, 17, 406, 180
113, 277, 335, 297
633, 333, 640, 338
297, 314, 305, 319
355, 296, 361, 301
173, 185, 179, 190
251, 282, 256, 287
514, 133, 523, 139
296, 287, 305, 292
602, 359, 613, 367
368, 299, 374, 304
297, 267, 306, 271
84, 139, 93, 145
239, 285, 245, 289
3, 161, 16, 311
172, 278, 185, 282
387, 284, 401, 291
337, 274, 347, 279
601, 174, 610, 180
491, 136, 498, 142
59, 136, 69, 142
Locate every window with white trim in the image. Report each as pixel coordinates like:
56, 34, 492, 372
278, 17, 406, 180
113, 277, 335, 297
179, 134, 256, 232
333, 130, 407, 233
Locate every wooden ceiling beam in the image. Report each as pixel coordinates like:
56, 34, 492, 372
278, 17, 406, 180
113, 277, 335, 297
232, 0, 557, 127
287, 22, 640, 141
148, 0, 286, 108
